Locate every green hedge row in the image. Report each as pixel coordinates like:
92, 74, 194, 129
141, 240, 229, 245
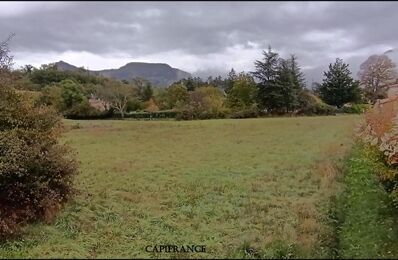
123, 110, 178, 119
65, 110, 178, 120
64, 110, 114, 120
66, 106, 353, 121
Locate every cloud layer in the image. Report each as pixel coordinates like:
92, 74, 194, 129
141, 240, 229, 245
1, 1, 398, 83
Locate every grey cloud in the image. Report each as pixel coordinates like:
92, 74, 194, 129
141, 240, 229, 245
1, 1, 398, 82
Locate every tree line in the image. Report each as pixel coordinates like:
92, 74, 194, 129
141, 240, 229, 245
6, 44, 398, 120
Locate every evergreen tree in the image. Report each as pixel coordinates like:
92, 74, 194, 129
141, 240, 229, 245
317, 58, 361, 108
177, 77, 205, 91
274, 59, 299, 113
288, 54, 306, 89
252, 47, 306, 113
224, 68, 237, 93
251, 46, 280, 111
212, 75, 226, 90
287, 55, 307, 111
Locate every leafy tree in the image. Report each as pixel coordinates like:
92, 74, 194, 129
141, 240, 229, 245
226, 72, 258, 110
39, 85, 63, 111
132, 77, 153, 102
29, 63, 100, 88
165, 83, 189, 109
152, 88, 169, 110
96, 80, 133, 119
6, 69, 36, 91
59, 79, 86, 109
173, 77, 205, 91
126, 97, 145, 112
358, 54, 397, 103
141, 85, 153, 102
177, 86, 228, 120
57, 79, 101, 118
30, 64, 68, 87
317, 58, 361, 108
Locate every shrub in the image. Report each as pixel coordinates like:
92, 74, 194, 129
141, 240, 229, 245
144, 98, 160, 112
228, 106, 260, 119
296, 91, 336, 116
0, 87, 78, 239
358, 98, 398, 208
314, 103, 337, 115
176, 87, 229, 120
226, 73, 257, 110
339, 103, 371, 114
298, 100, 336, 116
126, 97, 145, 112
176, 105, 229, 120
63, 99, 105, 119
162, 83, 190, 109
37, 85, 64, 111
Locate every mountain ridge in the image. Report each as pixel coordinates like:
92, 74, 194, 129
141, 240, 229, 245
54, 60, 191, 87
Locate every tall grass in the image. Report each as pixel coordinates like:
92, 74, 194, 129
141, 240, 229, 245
0, 115, 359, 258
335, 143, 398, 258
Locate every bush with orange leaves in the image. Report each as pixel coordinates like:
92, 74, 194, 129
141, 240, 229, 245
357, 96, 398, 207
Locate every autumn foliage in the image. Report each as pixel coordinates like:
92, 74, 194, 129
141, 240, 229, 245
0, 87, 78, 239
358, 96, 398, 206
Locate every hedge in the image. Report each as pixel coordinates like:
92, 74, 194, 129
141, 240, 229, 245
123, 110, 178, 119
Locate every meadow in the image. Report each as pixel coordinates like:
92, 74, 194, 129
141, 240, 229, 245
0, 115, 360, 258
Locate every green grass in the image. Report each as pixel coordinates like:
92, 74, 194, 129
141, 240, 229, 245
0, 115, 359, 259
336, 143, 398, 259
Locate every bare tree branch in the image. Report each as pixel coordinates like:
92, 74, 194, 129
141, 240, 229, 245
0, 33, 16, 87
358, 54, 397, 103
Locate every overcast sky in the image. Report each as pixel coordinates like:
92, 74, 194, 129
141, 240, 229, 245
1, 1, 398, 84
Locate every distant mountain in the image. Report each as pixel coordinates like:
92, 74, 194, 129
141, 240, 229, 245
54, 61, 191, 87
55, 60, 81, 71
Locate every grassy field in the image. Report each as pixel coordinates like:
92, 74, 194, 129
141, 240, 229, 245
336, 144, 398, 259
0, 115, 359, 258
